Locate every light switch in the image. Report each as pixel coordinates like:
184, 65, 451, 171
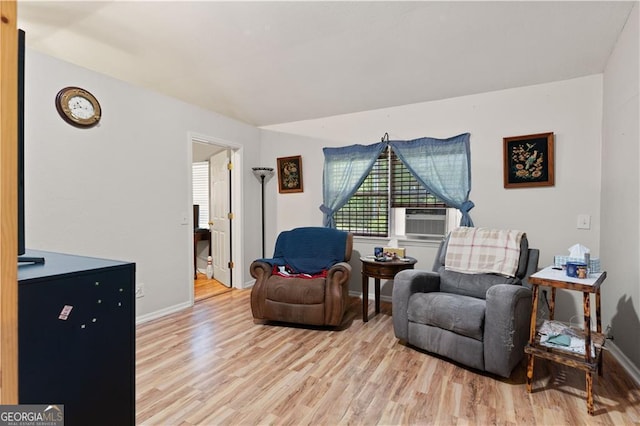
577, 214, 591, 230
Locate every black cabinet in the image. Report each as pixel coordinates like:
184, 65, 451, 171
18, 250, 135, 426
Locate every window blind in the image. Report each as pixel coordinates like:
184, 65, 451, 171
334, 150, 389, 237
192, 162, 209, 228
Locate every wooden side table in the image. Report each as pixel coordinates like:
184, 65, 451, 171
360, 257, 416, 322
525, 266, 607, 415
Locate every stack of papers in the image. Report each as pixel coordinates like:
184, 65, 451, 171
538, 320, 596, 358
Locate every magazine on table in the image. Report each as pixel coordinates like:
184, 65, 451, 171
538, 320, 596, 358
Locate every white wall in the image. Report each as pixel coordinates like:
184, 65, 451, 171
24, 50, 262, 320
601, 4, 640, 373
258, 131, 327, 243
262, 75, 604, 315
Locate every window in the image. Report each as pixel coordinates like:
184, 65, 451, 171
333, 149, 389, 237
334, 147, 451, 238
192, 162, 209, 228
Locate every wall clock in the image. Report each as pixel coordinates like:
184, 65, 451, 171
55, 86, 102, 128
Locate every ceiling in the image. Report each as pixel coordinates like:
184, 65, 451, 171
17, 1, 635, 127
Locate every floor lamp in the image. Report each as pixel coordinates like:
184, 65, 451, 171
252, 167, 274, 258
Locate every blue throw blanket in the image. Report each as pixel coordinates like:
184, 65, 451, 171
259, 227, 348, 275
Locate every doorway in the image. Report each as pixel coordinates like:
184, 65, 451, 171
190, 133, 243, 303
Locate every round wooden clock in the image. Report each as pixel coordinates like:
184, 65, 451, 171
55, 86, 101, 128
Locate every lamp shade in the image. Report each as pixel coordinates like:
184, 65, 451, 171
252, 167, 274, 181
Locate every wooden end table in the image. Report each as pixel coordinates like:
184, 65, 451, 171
525, 266, 607, 415
360, 256, 416, 322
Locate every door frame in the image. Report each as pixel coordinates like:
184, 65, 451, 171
187, 132, 243, 304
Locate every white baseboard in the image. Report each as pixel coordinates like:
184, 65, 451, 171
135, 301, 192, 325
348, 290, 392, 303
606, 340, 640, 387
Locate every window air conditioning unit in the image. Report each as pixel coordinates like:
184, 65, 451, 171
404, 208, 448, 239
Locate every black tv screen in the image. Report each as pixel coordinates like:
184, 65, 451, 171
18, 28, 25, 256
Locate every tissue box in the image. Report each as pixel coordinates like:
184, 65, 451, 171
554, 256, 600, 273
384, 247, 406, 258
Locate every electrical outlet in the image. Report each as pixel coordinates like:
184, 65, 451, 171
605, 324, 614, 340
135, 283, 145, 298
180, 211, 189, 225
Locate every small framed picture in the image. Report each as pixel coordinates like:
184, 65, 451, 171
276, 155, 303, 193
503, 132, 555, 188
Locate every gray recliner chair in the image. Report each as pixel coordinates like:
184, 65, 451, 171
392, 233, 539, 378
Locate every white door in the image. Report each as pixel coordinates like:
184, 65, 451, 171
210, 150, 231, 287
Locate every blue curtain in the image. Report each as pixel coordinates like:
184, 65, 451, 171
320, 142, 386, 227
389, 133, 474, 226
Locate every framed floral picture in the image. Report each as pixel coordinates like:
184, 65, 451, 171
277, 155, 304, 193
503, 132, 555, 188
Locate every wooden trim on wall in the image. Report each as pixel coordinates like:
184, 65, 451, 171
0, 0, 19, 404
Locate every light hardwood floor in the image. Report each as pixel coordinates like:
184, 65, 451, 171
136, 289, 640, 425
194, 274, 231, 302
